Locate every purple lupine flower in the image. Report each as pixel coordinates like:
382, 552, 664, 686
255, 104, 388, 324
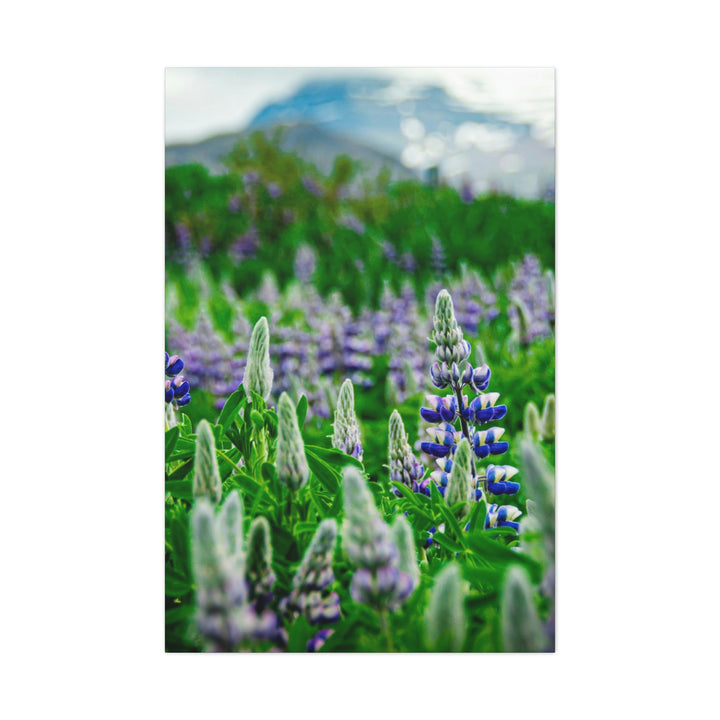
230, 226, 259, 263
293, 244, 317, 283
507, 254, 553, 344
341, 468, 417, 612
459, 179, 474, 204
400, 251, 417, 274
280, 520, 341, 626
416, 290, 522, 530
165, 351, 190, 407
242, 170, 260, 188
307, 628, 334, 652
302, 176, 323, 197
266, 182, 282, 199
228, 195, 242, 213
382, 240, 399, 264
430, 236, 447, 279
338, 213, 365, 235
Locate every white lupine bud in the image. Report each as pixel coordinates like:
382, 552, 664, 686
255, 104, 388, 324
193, 420, 222, 503
445, 438, 473, 515
276, 392, 309, 492
524, 401, 542, 441
390, 515, 419, 594
388, 410, 424, 488
246, 516, 276, 610
216, 490, 245, 574
424, 563, 467, 652
243, 316, 274, 401
332, 379, 363, 461
432, 290, 470, 367
501, 566, 546, 652
540, 394, 555, 441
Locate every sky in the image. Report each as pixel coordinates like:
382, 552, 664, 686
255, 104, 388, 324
165, 67, 555, 145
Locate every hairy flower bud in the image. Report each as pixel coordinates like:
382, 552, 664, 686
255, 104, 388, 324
193, 420, 222, 503
541, 394, 555, 441
445, 438, 473, 516
332, 379, 363, 461
524, 401, 542, 441
388, 410, 425, 491
244, 316, 274, 402
276, 392, 309, 492
246, 516, 275, 612
342, 467, 413, 611
432, 290, 471, 368
424, 563, 467, 652
281, 519, 340, 625
390, 515, 419, 594
501, 566, 546, 652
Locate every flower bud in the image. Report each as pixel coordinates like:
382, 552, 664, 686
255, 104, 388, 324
332, 379, 363, 461
193, 420, 222, 504
501, 566, 545, 652
445, 438, 473, 516
276, 392, 310, 492
524, 401, 542, 441
246, 516, 275, 612
541, 394, 555, 441
244, 316, 274, 402
424, 563, 466, 652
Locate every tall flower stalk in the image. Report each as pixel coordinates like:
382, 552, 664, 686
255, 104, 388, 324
418, 289, 522, 529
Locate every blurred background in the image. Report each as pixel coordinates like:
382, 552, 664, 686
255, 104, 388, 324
166, 68, 554, 200
165, 67, 555, 481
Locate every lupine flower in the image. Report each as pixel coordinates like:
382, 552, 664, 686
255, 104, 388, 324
501, 566, 546, 652
193, 420, 222, 504
302, 176, 323, 196
293, 244, 317, 283
485, 504, 522, 531
246, 517, 276, 613
541, 394, 555, 441
341, 467, 415, 612
230, 226, 260, 263
419, 289, 522, 531
306, 628, 334, 652
280, 519, 340, 625
388, 410, 425, 494
424, 563, 467, 652
332, 379, 363, 461
276, 392, 309, 492
191, 494, 281, 652
430, 236, 447, 278
338, 213, 365, 234
459, 179, 474, 204
266, 182, 282, 199
524, 401, 542, 441
389, 515, 420, 594
244, 317, 274, 402
165, 351, 191, 408
508, 254, 554, 343
400, 251, 417, 274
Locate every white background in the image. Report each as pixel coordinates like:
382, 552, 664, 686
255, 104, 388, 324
1, 2, 719, 718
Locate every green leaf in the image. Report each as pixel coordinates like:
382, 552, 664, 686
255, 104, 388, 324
217, 388, 246, 433
305, 444, 364, 471
165, 426, 180, 459
305, 449, 340, 494
431, 532, 464, 553
296, 394, 308, 427
165, 479, 194, 500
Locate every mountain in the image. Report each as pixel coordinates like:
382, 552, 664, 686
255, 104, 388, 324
166, 76, 554, 199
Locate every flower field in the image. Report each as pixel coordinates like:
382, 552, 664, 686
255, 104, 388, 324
165, 134, 556, 652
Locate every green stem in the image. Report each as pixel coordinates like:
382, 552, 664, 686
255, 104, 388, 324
380, 611, 394, 653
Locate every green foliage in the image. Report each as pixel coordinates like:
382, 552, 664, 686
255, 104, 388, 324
165, 136, 555, 652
